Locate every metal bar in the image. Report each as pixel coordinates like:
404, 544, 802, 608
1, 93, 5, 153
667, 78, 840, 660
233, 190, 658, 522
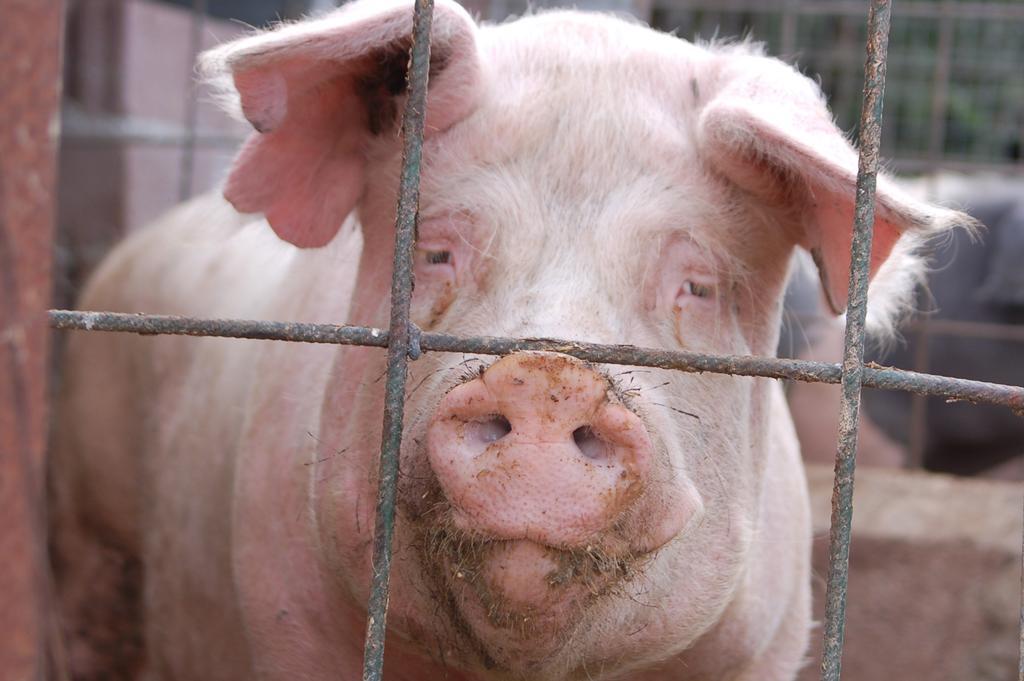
925, 1, 954, 163
890, 158, 1024, 177
802, 53, 1024, 85
782, 312, 1024, 343
0, 1, 66, 677
60, 106, 244, 147
48, 310, 391, 345
62, 130, 243, 147
179, 0, 207, 201
821, 1, 892, 679
362, 2, 434, 679
896, 318, 1024, 343
862, 363, 1022, 410
47, 310, 1024, 413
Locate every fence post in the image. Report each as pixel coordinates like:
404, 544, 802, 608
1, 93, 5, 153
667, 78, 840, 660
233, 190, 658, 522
820, 0, 893, 678
361, 1, 435, 678
0, 0, 66, 678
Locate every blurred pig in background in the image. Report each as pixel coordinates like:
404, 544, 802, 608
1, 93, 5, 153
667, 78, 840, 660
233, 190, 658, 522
786, 176, 1024, 479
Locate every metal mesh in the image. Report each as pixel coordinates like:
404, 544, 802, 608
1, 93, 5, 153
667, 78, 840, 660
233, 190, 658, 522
649, 0, 1024, 174
44, 0, 1024, 679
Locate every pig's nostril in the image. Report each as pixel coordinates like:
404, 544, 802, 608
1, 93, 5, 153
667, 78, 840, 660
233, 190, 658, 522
572, 426, 608, 461
466, 416, 512, 446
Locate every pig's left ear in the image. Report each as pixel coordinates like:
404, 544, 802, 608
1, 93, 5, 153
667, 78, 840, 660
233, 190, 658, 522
200, 0, 481, 247
696, 52, 967, 313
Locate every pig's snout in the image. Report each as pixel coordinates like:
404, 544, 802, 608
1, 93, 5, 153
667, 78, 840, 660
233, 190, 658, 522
426, 352, 682, 552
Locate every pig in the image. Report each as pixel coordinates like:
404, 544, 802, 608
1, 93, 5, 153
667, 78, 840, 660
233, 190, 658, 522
790, 179, 1023, 476
49, 2, 970, 680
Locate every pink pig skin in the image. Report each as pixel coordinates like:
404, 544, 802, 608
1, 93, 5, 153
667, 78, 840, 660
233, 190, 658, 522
50, 2, 969, 680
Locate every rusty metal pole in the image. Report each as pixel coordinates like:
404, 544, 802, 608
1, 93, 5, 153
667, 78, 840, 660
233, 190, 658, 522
361, 1, 435, 679
47, 310, 1024, 412
0, 0, 66, 678
820, 0, 893, 678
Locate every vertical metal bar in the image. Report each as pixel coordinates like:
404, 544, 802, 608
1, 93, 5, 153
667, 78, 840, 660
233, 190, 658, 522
820, 1, 893, 679
178, 0, 207, 201
0, 0, 66, 677
926, 0, 954, 169
361, 1, 434, 679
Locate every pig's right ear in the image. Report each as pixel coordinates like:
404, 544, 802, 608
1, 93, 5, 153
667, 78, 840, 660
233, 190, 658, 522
695, 51, 970, 316
200, 0, 481, 247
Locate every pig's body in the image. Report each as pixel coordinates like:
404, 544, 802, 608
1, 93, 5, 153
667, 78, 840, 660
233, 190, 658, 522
51, 4, 967, 680
54, 194, 809, 681
51, 197, 359, 679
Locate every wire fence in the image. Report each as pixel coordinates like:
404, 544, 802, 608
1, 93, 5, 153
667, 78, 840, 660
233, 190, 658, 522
651, 0, 1024, 174
43, 0, 1024, 680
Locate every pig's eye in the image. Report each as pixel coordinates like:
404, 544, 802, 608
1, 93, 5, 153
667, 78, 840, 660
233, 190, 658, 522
676, 280, 714, 302
415, 247, 455, 273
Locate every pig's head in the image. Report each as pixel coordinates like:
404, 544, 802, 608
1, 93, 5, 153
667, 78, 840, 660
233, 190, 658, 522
203, 2, 965, 678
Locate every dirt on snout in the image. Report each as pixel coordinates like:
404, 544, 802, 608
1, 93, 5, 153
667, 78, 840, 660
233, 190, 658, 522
418, 512, 648, 638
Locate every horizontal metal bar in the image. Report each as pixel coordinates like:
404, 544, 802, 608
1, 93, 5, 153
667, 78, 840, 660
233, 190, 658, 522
62, 135, 1024, 175
48, 310, 1024, 414
61, 129, 244, 148
785, 313, 1024, 344
891, 158, 1024, 175
904, 318, 1024, 343
48, 310, 391, 346
61, 107, 244, 148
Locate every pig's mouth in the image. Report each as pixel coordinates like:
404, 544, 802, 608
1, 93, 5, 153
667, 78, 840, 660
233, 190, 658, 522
407, 503, 652, 674
426, 525, 637, 620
